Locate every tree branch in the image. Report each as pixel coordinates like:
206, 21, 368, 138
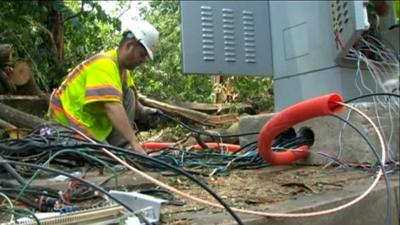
62, 1, 93, 23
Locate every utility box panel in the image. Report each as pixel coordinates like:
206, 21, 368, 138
332, 0, 370, 61
269, 1, 374, 110
180, 1, 273, 76
269, 1, 338, 79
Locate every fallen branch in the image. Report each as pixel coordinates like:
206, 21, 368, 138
170, 101, 253, 114
0, 117, 16, 129
138, 94, 239, 126
0, 102, 48, 128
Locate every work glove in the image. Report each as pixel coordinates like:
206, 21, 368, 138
142, 106, 162, 116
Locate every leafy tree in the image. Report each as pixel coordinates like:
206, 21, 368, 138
133, 1, 213, 103
0, 0, 274, 111
0, 0, 121, 90
135, 0, 274, 111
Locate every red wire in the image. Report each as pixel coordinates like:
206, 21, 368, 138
335, 31, 346, 50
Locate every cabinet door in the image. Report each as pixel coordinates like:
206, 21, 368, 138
180, 1, 273, 76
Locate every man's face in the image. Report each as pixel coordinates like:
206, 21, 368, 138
124, 40, 148, 70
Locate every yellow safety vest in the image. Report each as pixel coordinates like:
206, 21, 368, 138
49, 49, 135, 141
395, 0, 400, 23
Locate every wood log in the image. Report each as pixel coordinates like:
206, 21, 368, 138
0, 102, 48, 128
10, 61, 31, 86
138, 94, 239, 126
9, 61, 43, 95
0, 95, 49, 117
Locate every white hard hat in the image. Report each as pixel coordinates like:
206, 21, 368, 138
126, 21, 159, 60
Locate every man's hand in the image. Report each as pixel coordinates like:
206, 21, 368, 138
130, 141, 147, 155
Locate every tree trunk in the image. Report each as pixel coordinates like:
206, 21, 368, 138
0, 70, 16, 94
212, 75, 225, 103
0, 44, 12, 67
38, 0, 65, 61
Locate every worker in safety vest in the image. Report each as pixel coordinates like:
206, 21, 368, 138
48, 21, 160, 155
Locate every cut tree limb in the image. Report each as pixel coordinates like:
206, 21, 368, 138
0, 102, 48, 128
138, 94, 239, 126
10, 61, 31, 86
10, 61, 43, 95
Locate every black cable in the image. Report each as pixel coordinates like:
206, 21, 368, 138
237, 140, 257, 152
158, 111, 259, 138
1, 159, 154, 225
330, 114, 392, 225
74, 142, 244, 225
0, 138, 244, 225
138, 188, 185, 206
0, 160, 133, 213
0, 155, 26, 186
345, 93, 400, 103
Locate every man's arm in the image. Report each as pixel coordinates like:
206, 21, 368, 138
103, 101, 146, 154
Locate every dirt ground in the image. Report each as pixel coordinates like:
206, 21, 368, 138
158, 165, 376, 225
0, 165, 386, 225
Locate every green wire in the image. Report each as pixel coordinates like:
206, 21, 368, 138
0, 192, 14, 222
16, 148, 117, 201
0, 207, 41, 224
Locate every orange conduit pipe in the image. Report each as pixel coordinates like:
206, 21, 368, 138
190, 143, 241, 152
141, 142, 176, 149
257, 93, 345, 165
142, 142, 241, 152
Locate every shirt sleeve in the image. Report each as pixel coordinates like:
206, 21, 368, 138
83, 58, 123, 105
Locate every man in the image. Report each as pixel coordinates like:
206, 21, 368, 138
49, 21, 160, 154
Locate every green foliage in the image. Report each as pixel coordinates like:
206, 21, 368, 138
133, 1, 213, 103
231, 76, 274, 112
135, 1, 274, 111
1, 1, 56, 90
58, 1, 122, 86
0, 0, 121, 90
0, 0, 274, 111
